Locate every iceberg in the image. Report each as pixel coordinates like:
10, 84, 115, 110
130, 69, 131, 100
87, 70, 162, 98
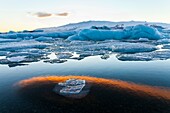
67, 25, 162, 41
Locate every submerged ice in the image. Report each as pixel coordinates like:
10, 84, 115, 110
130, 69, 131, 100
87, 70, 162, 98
0, 21, 170, 67
56, 79, 86, 95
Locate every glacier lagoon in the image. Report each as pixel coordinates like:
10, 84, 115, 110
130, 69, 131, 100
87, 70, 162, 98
0, 21, 170, 113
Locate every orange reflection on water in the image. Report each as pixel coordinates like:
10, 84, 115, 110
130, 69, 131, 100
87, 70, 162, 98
17, 76, 170, 100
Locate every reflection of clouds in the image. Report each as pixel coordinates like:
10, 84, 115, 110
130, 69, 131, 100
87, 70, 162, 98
17, 76, 170, 100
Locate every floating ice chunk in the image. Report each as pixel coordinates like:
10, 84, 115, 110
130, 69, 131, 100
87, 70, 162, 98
44, 59, 67, 64
79, 50, 107, 58
116, 51, 170, 61
112, 42, 156, 53
7, 56, 26, 62
59, 85, 85, 94
15, 49, 48, 54
0, 51, 47, 65
57, 79, 86, 94
54, 41, 156, 60
55, 53, 73, 59
58, 79, 86, 86
0, 41, 51, 51
0, 58, 29, 67
117, 53, 153, 61
7, 52, 44, 58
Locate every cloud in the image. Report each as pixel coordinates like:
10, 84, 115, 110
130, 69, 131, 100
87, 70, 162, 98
28, 12, 69, 18
33, 12, 52, 18
56, 12, 69, 16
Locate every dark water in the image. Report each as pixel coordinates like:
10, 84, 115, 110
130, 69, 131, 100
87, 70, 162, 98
0, 55, 170, 113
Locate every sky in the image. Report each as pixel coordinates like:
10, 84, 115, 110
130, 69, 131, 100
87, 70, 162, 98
0, 0, 170, 32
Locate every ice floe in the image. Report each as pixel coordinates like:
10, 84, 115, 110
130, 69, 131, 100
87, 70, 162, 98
7, 56, 26, 62
57, 79, 86, 95
0, 40, 50, 51
117, 50, 170, 61
0, 21, 170, 67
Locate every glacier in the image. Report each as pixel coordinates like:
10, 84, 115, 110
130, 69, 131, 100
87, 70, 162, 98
0, 21, 170, 67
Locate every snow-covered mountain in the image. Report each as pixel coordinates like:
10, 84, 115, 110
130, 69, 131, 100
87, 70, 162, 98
38, 20, 170, 32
